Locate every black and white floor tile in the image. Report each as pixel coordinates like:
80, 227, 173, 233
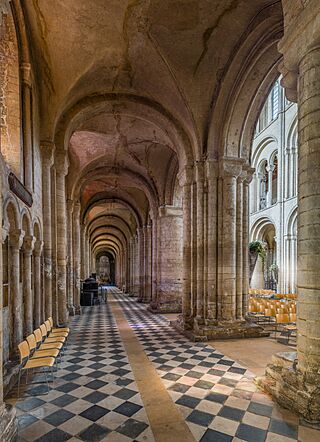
6, 287, 320, 442
8, 299, 153, 442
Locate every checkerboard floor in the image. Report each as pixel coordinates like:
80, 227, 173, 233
6, 287, 320, 442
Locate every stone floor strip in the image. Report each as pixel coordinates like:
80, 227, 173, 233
110, 292, 196, 442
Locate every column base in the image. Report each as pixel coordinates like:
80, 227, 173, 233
0, 403, 17, 442
68, 305, 76, 316
75, 305, 82, 315
171, 316, 268, 341
255, 352, 320, 424
148, 300, 182, 314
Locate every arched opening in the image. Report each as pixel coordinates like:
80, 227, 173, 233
249, 76, 297, 293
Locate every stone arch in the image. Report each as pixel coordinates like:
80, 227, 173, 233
53, 93, 195, 168
206, 2, 283, 161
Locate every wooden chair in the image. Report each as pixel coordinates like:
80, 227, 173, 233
33, 328, 64, 352
40, 324, 66, 345
17, 341, 55, 396
48, 317, 70, 334
274, 313, 290, 338
44, 320, 69, 338
283, 313, 297, 344
26, 334, 61, 364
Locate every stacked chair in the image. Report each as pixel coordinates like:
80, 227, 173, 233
17, 317, 70, 395
248, 294, 297, 344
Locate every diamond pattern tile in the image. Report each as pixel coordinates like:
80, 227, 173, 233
7, 286, 320, 442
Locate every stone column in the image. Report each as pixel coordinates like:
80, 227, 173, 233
33, 240, 43, 328
195, 162, 204, 320
129, 238, 133, 294
144, 224, 152, 302
41, 142, 54, 320
138, 227, 144, 302
9, 229, 24, 351
134, 233, 139, 296
181, 168, 193, 323
259, 32, 320, 419
55, 152, 68, 326
86, 233, 90, 277
66, 199, 75, 315
242, 170, 252, 316
206, 161, 218, 321
80, 223, 86, 279
296, 48, 320, 374
22, 235, 35, 336
236, 177, 243, 320
220, 159, 241, 321
266, 165, 274, 207
0, 173, 17, 440
73, 202, 81, 314
151, 219, 158, 303
21, 63, 33, 190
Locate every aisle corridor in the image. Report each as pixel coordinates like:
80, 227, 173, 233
7, 288, 319, 442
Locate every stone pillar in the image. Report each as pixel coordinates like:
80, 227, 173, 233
181, 168, 193, 324
206, 161, 217, 321
41, 142, 54, 320
9, 229, 24, 352
55, 152, 68, 326
134, 233, 139, 296
80, 223, 86, 279
220, 160, 240, 321
73, 202, 81, 314
242, 171, 252, 316
195, 162, 204, 320
86, 233, 90, 277
173, 160, 265, 341
23, 235, 35, 336
51, 166, 58, 324
149, 206, 183, 313
151, 218, 158, 303
21, 63, 33, 190
0, 175, 17, 440
266, 165, 274, 207
236, 177, 243, 320
258, 17, 320, 417
33, 240, 43, 327
138, 227, 144, 302
66, 199, 75, 315
144, 224, 152, 302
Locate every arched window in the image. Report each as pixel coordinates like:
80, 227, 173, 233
271, 155, 278, 205
259, 161, 268, 210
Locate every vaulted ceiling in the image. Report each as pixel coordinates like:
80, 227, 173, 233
21, 0, 283, 260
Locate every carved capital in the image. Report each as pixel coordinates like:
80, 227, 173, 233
54, 152, 69, 176
23, 235, 35, 253
242, 166, 255, 185
41, 141, 55, 168
9, 229, 25, 249
34, 240, 44, 256
219, 157, 244, 178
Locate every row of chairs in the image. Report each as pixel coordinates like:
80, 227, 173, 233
17, 317, 70, 395
249, 289, 276, 296
249, 298, 297, 343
